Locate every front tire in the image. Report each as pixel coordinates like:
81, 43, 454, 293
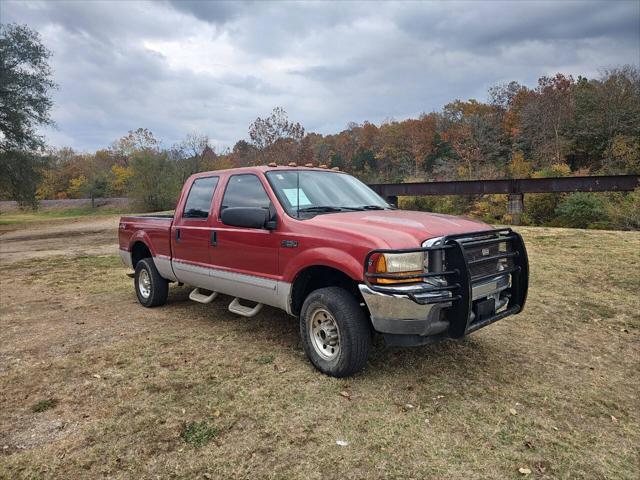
134, 258, 168, 307
300, 287, 372, 377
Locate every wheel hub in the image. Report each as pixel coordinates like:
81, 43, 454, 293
309, 308, 341, 360
138, 268, 151, 299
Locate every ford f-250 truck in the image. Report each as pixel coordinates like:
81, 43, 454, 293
119, 165, 528, 377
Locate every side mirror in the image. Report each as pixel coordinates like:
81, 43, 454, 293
221, 207, 270, 229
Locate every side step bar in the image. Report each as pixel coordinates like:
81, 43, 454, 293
189, 288, 218, 304
228, 297, 263, 317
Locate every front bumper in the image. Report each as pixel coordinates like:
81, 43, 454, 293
360, 228, 528, 345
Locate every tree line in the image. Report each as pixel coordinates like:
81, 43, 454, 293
1, 23, 638, 228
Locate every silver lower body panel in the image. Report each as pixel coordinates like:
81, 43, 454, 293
119, 249, 133, 269
171, 260, 291, 312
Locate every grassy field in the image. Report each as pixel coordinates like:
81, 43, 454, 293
0, 218, 638, 479
0, 206, 129, 226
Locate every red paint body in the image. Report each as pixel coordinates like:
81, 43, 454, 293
119, 166, 489, 283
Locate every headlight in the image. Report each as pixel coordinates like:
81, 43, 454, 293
375, 252, 425, 284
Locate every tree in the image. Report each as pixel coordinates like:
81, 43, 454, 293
110, 128, 160, 159
0, 24, 56, 151
0, 24, 57, 206
172, 133, 217, 182
248, 107, 305, 163
0, 150, 48, 205
520, 74, 575, 166
572, 66, 640, 173
109, 164, 134, 196
128, 150, 180, 211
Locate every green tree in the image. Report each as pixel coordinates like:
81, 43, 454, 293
128, 150, 180, 211
0, 24, 57, 206
0, 150, 48, 206
81, 171, 109, 207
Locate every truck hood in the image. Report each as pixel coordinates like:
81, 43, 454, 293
306, 210, 490, 248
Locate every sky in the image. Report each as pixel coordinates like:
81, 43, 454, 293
2, 0, 639, 152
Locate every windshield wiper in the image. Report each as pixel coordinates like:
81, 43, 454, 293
357, 205, 386, 210
297, 206, 345, 213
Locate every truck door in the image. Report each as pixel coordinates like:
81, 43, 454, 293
209, 173, 280, 304
171, 175, 219, 287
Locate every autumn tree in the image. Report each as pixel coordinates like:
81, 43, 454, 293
519, 74, 575, 167
571, 66, 640, 173
249, 107, 305, 163
110, 128, 160, 159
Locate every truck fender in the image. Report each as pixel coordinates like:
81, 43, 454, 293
128, 231, 157, 257
282, 247, 364, 284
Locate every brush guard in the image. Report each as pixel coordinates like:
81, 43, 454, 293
363, 228, 529, 339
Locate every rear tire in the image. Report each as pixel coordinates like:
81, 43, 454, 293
134, 258, 168, 307
300, 287, 371, 377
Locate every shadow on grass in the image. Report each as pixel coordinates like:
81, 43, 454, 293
161, 283, 520, 387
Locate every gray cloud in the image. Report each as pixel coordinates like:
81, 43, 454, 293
2, 0, 639, 151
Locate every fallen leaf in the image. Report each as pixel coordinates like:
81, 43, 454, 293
336, 439, 348, 446
524, 440, 534, 449
212, 409, 221, 417
339, 391, 351, 399
518, 467, 532, 475
610, 415, 618, 423
551, 426, 559, 431
510, 408, 518, 416
404, 403, 415, 410
92, 374, 101, 379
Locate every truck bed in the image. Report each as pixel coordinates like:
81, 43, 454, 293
118, 215, 174, 259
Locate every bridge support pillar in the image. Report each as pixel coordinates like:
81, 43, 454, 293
508, 193, 524, 225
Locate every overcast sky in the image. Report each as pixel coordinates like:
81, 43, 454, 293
2, 0, 639, 152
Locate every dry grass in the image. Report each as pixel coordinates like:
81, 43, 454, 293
0, 223, 638, 479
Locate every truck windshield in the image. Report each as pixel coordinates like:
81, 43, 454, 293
265, 170, 389, 217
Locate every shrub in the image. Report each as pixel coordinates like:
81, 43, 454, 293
554, 192, 607, 229
606, 188, 640, 230
523, 193, 562, 225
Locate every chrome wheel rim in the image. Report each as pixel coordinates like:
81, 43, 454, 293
138, 268, 151, 299
309, 308, 341, 360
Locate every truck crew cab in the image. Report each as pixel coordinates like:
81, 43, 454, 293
118, 166, 528, 377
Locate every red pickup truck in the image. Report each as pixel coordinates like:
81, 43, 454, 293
119, 166, 528, 377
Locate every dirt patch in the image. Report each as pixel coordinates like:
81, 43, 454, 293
0, 221, 638, 479
0, 216, 120, 265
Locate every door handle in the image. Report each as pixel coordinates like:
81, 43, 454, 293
175, 228, 180, 242
210, 230, 217, 246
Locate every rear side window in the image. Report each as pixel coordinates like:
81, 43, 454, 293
183, 176, 219, 219
221, 174, 271, 210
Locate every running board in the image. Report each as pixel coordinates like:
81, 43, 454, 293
228, 297, 263, 317
189, 288, 218, 304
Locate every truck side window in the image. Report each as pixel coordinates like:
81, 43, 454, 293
221, 174, 272, 210
183, 176, 219, 219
